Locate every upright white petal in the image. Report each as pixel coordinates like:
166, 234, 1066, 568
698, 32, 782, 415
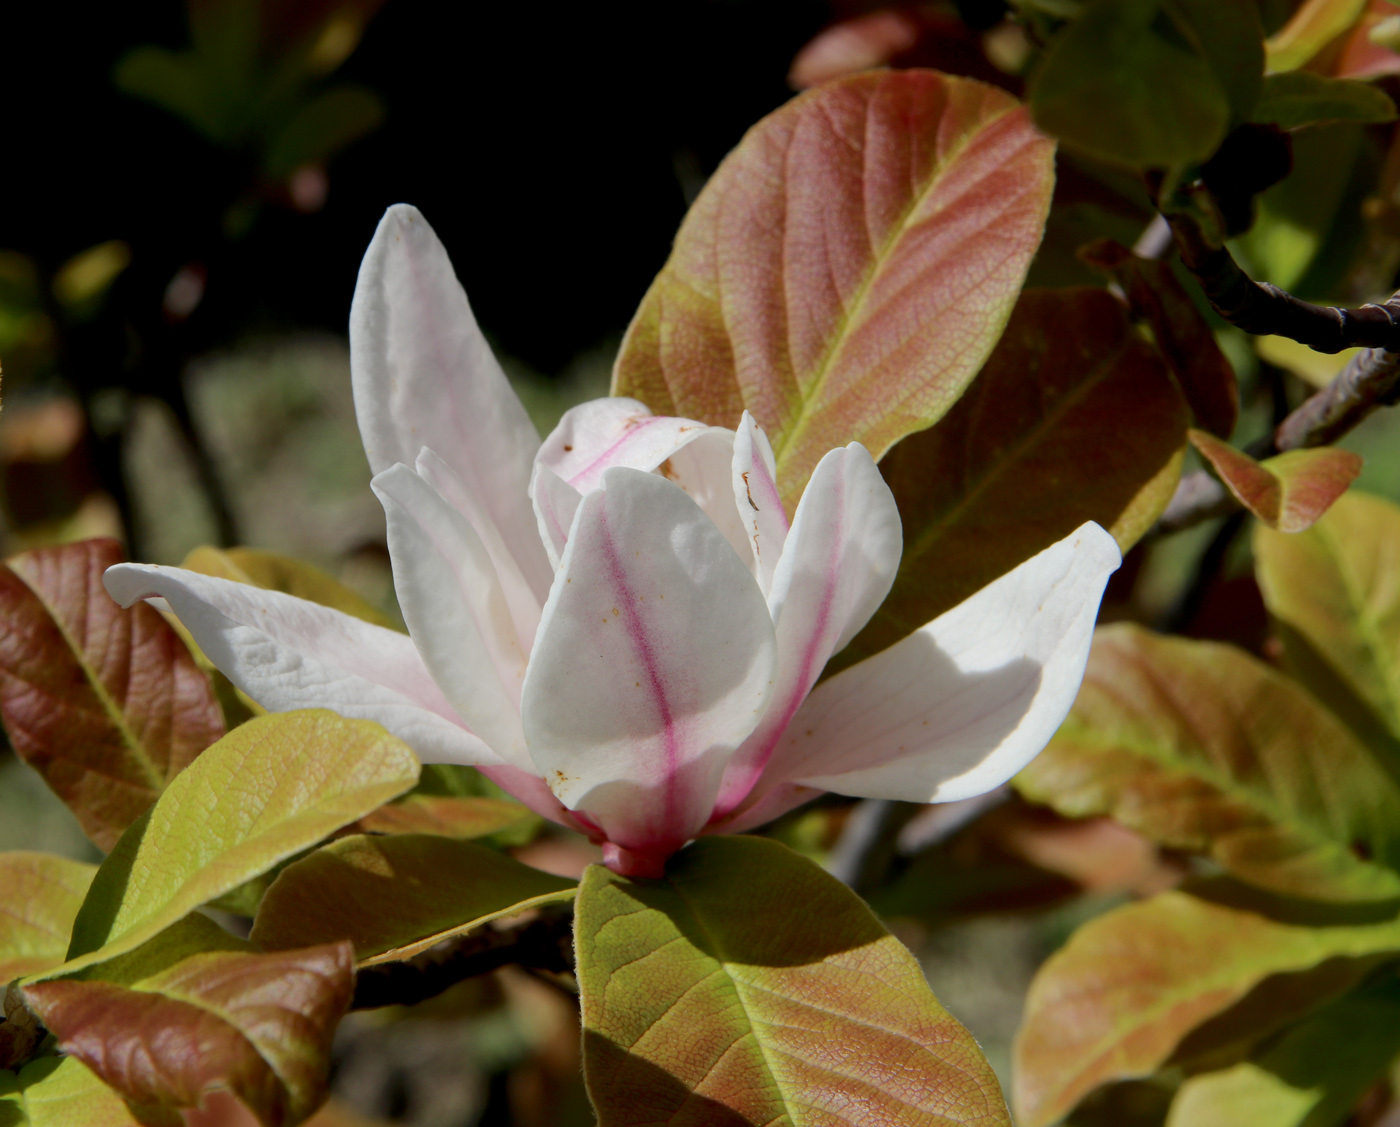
521, 468, 777, 858
764, 522, 1121, 803
415, 448, 540, 651
350, 204, 552, 603
372, 464, 532, 770
713, 443, 901, 816
530, 463, 583, 572
103, 564, 499, 767
730, 411, 788, 595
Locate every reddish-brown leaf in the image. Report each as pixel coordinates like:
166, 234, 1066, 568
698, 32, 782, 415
1190, 430, 1362, 532
0, 540, 225, 849
1080, 238, 1238, 437
613, 69, 1055, 510
25, 943, 354, 1127
833, 287, 1187, 671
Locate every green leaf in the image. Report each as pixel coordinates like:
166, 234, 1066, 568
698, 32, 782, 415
577, 835, 1010, 1126
26, 942, 354, 1127
1251, 70, 1398, 129
1012, 884, 1400, 1127
262, 85, 385, 179
1254, 491, 1400, 760
1079, 239, 1238, 437
1029, 0, 1233, 168
612, 69, 1054, 512
832, 288, 1187, 672
49, 710, 418, 976
1168, 0, 1266, 122
1189, 429, 1362, 532
0, 540, 226, 851
0, 1056, 147, 1127
250, 834, 575, 965
0, 854, 96, 981
1165, 978, 1400, 1127
1016, 624, 1400, 901
180, 545, 397, 631
113, 46, 228, 142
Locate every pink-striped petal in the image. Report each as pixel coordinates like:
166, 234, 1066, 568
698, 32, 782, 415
350, 204, 552, 604
762, 522, 1120, 804
712, 443, 901, 816
372, 464, 532, 770
529, 463, 583, 572
730, 411, 789, 594
536, 398, 712, 493
102, 564, 498, 767
520, 468, 777, 869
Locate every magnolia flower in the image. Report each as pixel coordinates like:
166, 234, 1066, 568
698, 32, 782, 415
105, 205, 1120, 877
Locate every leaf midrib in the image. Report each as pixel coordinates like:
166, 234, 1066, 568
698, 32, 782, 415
769, 100, 1018, 472
13, 564, 165, 793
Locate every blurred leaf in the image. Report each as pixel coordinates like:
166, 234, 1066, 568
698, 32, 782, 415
832, 288, 1187, 671
262, 85, 384, 180
1079, 239, 1238, 437
1167, 0, 1265, 124
114, 47, 229, 142
1256, 335, 1358, 388
51, 242, 131, 312
1165, 977, 1400, 1127
1254, 490, 1400, 758
50, 710, 417, 975
577, 836, 1010, 1126
180, 546, 397, 631
613, 69, 1054, 511
1012, 884, 1400, 1127
251, 834, 574, 965
1029, 0, 1235, 167
0, 1055, 147, 1126
26, 943, 354, 1127
1190, 429, 1362, 532
357, 794, 539, 842
0, 539, 225, 850
0, 854, 96, 980
1266, 0, 1370, 72
1251, 70, 1397, 128
1017, 624, 1400, 901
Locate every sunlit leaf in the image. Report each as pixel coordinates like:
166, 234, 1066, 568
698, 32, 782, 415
613, 69, 1054, 511
1265, 0, 1370, 72
0, 854, 96, 981
1012, 884, 1400, 1127
1254, 490, 1400, 757
1189, 430, 1361, 532
357, 794, 539, 841
26, 942, 354, 1127
180, 546, 397, 630
251, 834, 575, 965
1251, 70, 1397, 128
578, 835, 1010, 1126
0, 540, 225, 850
0, 1056, 147, 1127
1079, 239, 1238, 437
1164, 978, 1400, 1127
1016, 624, 1400, 901
833, 288, 1187, 671
49, 710, 418, 976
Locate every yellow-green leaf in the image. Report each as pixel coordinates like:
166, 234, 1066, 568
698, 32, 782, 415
49, 710, 418, 977
0, 1056, 146, 1127
0, 854, 96, 981
578, 835, 1010, 1126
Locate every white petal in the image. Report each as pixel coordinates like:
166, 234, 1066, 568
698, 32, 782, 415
535, 397, 709, 493
520, 468, 777, 856
103, 564, 500, 767
372, 464, 532, 770
665, 428, 753, 569
530, 463, 583, 572
415, 448, 540, 650
769, 522, 1121, 803
350, 204, 552, 603
713, 443, 901, 816
730, 411, 788, 594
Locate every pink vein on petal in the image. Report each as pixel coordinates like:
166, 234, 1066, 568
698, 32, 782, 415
596, 507, 683, 836
567, 415, 672, 490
